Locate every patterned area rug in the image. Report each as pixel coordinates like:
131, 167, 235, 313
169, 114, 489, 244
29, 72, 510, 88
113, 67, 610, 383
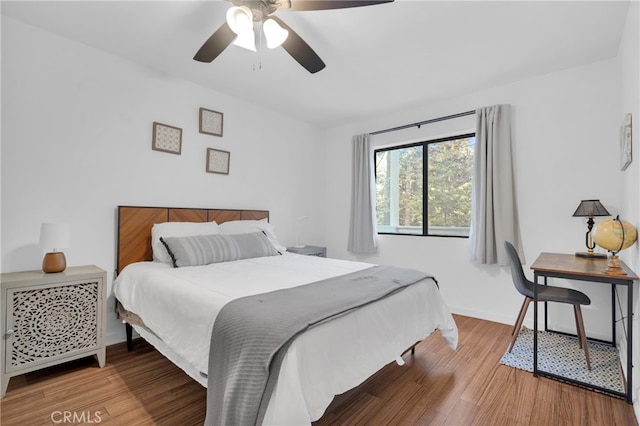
500, 327, 624, 393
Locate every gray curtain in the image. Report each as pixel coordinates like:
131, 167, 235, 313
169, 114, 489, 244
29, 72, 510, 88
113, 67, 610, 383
469, 104, 524, 265
347, 134, 378, 254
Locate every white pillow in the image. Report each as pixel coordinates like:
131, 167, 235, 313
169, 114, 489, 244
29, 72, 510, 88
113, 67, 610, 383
151, 221, 219, 263
161, 232, 279, 268
218, 219, 286, 253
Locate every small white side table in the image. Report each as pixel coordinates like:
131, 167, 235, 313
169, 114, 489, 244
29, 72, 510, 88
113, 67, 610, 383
1, 265, 107, 397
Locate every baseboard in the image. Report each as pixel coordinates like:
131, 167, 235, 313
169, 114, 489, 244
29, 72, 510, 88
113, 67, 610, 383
106, 328, 139, 347
449, 306, 514, 326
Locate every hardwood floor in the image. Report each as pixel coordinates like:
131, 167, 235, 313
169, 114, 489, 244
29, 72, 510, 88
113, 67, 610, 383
1, 314, 637, 425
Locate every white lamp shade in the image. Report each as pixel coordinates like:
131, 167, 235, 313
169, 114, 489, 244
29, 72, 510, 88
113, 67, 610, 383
232, 30, 257, 51
263, 18, 289, 49
40, 223, 70, 251
226, 6, 254, 35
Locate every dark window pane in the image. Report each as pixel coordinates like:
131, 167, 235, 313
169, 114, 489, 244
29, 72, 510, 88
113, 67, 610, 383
427, 137, 474, 237
376, 146, 423, 235
375, 134, 474, 237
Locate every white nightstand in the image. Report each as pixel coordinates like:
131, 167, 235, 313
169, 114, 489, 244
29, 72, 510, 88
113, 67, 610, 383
1, 265, 107, 397
287, 245, 327, 257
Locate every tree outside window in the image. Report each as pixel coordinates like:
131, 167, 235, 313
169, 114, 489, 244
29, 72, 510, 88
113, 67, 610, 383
375, 134, 475, 237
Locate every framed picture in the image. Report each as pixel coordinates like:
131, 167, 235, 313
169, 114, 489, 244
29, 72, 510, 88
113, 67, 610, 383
620, 113, 632, 171
199, 107, 224, 137
206, 148, 230, 175
152, 122, 182, 155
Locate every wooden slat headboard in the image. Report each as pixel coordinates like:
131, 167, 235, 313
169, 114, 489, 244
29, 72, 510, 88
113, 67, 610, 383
116, 206, 269, 273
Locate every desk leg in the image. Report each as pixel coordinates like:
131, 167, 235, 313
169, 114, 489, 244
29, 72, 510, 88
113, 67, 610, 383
543, 276, 548, 331
611, 284, 616, 347
533, 272, 539, 377
626, 282, 633, 404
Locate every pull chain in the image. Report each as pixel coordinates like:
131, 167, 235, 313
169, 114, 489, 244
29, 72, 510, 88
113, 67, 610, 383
254, 22, 263, 71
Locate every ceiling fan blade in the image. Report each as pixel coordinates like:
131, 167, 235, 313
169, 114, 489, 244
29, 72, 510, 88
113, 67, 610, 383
286, 0, 393, 12
271, 16, 325, 73
193, 21, 236, 63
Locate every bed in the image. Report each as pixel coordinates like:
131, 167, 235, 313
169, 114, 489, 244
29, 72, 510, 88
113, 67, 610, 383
113, 205, 458, 425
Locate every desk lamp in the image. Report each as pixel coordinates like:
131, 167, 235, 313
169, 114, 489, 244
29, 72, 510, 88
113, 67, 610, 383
40, 223, 70, 273
572, 200, 609, 258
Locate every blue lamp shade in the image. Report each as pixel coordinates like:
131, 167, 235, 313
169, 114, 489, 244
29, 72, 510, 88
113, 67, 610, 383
40, 223, 70, 273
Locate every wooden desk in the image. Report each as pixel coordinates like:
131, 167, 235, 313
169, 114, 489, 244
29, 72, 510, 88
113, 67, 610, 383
530, 253, 638, 403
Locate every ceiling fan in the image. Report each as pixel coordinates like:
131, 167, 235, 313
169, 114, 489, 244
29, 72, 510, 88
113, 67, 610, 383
193, 0, 394, 74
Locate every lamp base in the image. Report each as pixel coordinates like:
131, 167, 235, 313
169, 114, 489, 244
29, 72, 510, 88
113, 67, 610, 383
42, 252, 66, 273
575, 252, 607, 259
603, 254, 627, 275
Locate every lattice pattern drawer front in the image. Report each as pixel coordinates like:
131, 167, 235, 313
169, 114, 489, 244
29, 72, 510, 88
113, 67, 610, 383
9, 281, 99, 370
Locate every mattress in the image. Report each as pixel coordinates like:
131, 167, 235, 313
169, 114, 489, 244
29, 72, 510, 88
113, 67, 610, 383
113, 252, 458, 425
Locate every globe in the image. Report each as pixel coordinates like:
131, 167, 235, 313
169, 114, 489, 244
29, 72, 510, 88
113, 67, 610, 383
592, 217, 638, 254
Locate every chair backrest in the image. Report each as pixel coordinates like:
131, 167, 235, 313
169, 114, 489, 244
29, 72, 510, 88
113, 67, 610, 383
504, 241, 534, 298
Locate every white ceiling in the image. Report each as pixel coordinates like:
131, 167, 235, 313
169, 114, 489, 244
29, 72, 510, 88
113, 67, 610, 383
1, 0, 630, 127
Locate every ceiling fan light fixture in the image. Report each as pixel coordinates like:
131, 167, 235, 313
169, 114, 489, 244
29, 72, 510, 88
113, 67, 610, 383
263, 18, 289, 49
232, 31, 257, 52
226, 6, 254, 35
226, 6, 257, 52
197, 0, 393, 72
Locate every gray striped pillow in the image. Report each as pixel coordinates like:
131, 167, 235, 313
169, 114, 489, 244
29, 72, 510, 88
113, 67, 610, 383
160, 231, 279, 268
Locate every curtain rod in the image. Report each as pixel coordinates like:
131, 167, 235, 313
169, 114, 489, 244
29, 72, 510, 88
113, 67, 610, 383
370, 110, 476, 136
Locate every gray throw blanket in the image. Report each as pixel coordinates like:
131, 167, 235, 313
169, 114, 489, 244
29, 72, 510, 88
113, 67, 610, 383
204, 265, 432, 426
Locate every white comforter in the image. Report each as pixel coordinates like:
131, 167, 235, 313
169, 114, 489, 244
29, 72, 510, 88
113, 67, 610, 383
113, 253, 458, 425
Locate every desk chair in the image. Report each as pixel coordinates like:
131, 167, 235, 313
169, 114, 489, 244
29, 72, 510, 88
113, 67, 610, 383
504, 241, 591, 370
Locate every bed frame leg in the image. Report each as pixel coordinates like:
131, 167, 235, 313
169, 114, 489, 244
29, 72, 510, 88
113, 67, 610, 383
402, 342, 419, 357
126, 323, 133, 351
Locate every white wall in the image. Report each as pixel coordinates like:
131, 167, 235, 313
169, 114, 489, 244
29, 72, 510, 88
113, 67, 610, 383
619, 0, 640, 265
0, 17, 326, 344
617, 0, 640, 417
323, 57, 620, 336
323, 6, 639, 410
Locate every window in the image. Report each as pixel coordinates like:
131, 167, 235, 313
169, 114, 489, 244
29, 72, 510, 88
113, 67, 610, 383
375, 133, 475, 237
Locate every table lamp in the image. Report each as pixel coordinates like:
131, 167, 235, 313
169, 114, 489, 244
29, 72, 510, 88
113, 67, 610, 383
572, 199, 610, 258
40, 223, 70, 273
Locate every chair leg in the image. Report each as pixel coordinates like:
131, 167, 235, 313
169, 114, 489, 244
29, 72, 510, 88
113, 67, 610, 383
573, 307, 583, 349
574, 305, 591, 371
508, 297, 532, 352
511, 297, 530, 336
